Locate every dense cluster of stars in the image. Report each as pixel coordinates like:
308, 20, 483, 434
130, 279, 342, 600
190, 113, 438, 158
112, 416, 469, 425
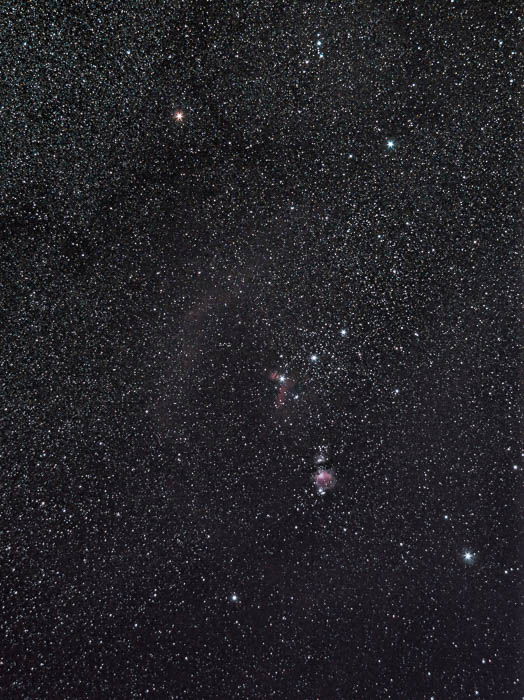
1, 2, 519, 698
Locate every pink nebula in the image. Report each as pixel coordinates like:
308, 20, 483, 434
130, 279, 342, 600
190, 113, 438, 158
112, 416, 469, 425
314, 469, 335, 490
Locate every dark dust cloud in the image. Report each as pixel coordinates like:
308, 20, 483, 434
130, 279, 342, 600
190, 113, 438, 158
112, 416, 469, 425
1, 2, 520, 698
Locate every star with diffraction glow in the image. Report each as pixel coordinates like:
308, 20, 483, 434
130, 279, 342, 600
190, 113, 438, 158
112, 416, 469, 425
463, 550, 477, 565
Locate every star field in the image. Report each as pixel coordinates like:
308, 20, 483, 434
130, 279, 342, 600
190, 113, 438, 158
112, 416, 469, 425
1, 2, 521, 698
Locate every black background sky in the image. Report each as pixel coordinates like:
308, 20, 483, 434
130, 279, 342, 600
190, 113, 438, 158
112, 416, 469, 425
1, 1, 521, 698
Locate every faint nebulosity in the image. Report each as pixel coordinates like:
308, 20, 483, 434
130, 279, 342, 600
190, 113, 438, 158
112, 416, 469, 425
1, 2, 520, 698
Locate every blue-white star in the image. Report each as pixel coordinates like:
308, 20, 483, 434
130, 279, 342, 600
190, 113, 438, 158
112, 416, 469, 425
463, 550, 477, 565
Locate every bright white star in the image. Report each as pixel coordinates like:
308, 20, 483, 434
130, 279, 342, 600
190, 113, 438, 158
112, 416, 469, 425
463, 550, 476, 564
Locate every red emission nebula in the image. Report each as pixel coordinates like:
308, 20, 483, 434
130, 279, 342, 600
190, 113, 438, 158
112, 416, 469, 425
269, 371, 296, 408
313, 468, 336, 493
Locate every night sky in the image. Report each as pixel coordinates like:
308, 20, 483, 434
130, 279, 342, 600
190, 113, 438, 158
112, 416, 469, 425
1, 2, 521, 698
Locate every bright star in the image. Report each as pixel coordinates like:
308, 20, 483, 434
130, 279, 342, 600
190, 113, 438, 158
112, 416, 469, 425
340, 329, 347, 336
310, 354, 319, 362
463, 550, 476, 565
387, 139, 395, 149
174, 111, 184, 122
230, 593, 238, 602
